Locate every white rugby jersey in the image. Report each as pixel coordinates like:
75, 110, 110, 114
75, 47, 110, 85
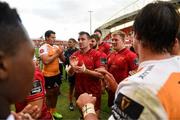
39, 43, 61, 76
109, 56, 180, 120
39, 43, 59, 56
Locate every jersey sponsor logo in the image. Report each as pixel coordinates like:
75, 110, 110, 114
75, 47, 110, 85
40, 49, 44, 53
121, 96, 131, 110
138, 65, 154, 79
112, 92, 144, 119
30, 80, 42, 95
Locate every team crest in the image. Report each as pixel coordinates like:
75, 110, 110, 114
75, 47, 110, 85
40, 49, 44, 53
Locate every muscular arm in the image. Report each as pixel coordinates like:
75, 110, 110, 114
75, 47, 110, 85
76, 93, 98, 120
70, 64, 104, 79
84, 67, 104, 79
104, 73, 118, 92
95, 68, 118, 92
41, 53, 59, 65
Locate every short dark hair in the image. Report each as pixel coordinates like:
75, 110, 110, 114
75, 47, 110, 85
90, 34, 100, 42
133, 1, 180, 53
68, 38, 77, 43
45, 30, 55, 38
94, 29, 102, 35
79, 31, 90, 39
0, 2, 29, 55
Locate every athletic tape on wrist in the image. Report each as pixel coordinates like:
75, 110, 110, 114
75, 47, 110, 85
82, 103, 96, 118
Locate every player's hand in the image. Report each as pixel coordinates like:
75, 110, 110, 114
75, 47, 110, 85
76, 93, 96, 110
11, 111, 34, 120
57, 45, 64, 55
22, 104, 40, 119
54, 45, 63, 56
12, 104, 41, 120
73, 64, 86, 73
70, 56, 79, 67
129, 70, 137, 76
65, 65, 71, 73
95, 68, 117, 91
95, 68, 109, 75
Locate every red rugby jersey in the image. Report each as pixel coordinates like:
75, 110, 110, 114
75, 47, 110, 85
107, 48, 138, 83
15, 67, 52, 119
98, 42, 110, 55
72, 49, 104, 97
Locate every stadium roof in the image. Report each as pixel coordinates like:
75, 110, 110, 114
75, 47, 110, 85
97, 0, 180, 31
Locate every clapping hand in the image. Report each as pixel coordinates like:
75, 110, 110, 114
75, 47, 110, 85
70, 56, 78, 67
76, 93, 96, 110
69, 56, 86, 73
11, 104, 40, 120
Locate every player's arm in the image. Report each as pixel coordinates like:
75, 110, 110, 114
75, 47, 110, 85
83, 66, 104, 79
84, 113, 98, 120
58, 45, 65, 62
95, 68, 118, 92
59, 53, 65, 63
81, 51, 106, 79
41, 53, 59, 65
67, 63, 104, 79
25, 74, 45, 119
39, 45, 60, 65
76, 93, 98, 120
